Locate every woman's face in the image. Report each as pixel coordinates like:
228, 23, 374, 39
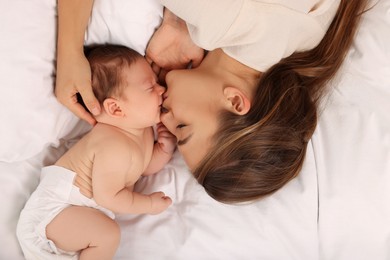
161, 69, 223, 170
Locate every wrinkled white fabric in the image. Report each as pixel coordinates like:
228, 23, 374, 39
16, 166, 114, 260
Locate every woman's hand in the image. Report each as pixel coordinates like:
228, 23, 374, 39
55, 0, 98, 125
55, 51, 100, 125
145, 8, 204, 82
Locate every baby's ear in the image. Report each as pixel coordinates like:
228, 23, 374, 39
103, 98, 124, 117
223, 87, 251, 115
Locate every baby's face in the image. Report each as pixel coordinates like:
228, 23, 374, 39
119, 58, 165, 128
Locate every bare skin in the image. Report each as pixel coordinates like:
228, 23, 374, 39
47, 123, 173, 259
55, 1, 204, 125
56, 0, 98, 125
55, 123, 172, 213
46, 56, 176, 259
46, 206, 120, 260
145, 8, 205, 83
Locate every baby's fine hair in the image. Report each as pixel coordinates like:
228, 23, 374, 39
85, 44, 142, 104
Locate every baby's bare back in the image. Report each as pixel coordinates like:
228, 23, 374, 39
55, 123, 154, 199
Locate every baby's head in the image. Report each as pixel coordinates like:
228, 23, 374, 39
85, 44, 142, 105
85, 44, 165, 128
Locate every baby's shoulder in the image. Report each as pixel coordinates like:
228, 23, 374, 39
89, 124, 141, 155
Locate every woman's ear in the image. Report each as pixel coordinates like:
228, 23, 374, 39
223, 87, 251, 115
103, 98, 124, 117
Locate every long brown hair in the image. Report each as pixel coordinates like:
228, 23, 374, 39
194, 0, 369, 203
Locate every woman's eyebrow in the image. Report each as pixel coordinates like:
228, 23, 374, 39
177, 134, 193, 146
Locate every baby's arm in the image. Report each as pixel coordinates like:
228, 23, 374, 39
92, 138, 171, 215
143, 123, 177, 176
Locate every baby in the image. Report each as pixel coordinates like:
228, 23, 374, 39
17, 44, 175, 259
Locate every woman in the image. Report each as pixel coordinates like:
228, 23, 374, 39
56, 0, 368, 203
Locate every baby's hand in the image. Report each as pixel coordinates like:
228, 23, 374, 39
149, 192, 172, 215
156, 123, 177, 154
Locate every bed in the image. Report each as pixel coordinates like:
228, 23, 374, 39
0, 0, 389, 259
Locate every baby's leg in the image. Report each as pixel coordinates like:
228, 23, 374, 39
46, 206, 120, 260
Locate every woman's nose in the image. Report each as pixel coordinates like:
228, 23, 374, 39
165, 70, 177, 86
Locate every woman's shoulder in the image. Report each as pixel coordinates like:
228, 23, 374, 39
252, 0, 323, 13
161, 0, 243, 49
219, 0, 339, 71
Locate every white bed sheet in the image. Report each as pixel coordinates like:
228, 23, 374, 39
0, 0, 389, 259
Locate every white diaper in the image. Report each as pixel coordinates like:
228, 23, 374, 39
16, 165, 115, 260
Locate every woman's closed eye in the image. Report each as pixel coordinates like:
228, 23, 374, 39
176, 124, 192, 146
161, 106, 169, 113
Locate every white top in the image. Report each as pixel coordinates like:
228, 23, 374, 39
161, 0, 340, 71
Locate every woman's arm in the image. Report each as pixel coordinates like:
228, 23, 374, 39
55, 0, 100, 125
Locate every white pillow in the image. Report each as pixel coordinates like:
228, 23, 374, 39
85, 0, 163, 55
0, 0, 163, 162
